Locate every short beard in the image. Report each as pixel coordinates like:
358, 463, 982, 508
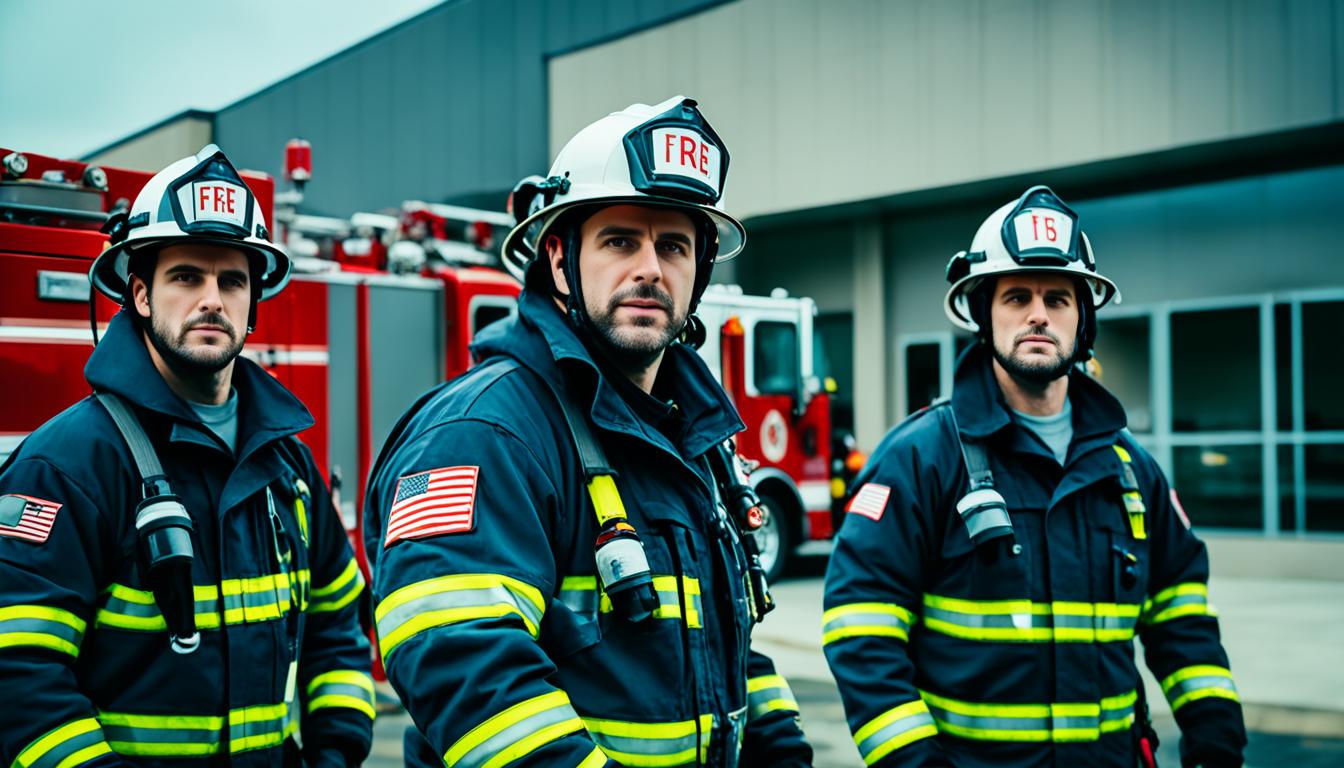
587, 283, 685, 371
146, 307, 245, 376
991, 325, 1074, 385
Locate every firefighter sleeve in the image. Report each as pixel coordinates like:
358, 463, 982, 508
740, 648, 812, 767
1134, 454, 1247, 767
822, 440, 950, 767
290, 442, 375, 767
366, 419, 611, 767
0, 457, 124, 767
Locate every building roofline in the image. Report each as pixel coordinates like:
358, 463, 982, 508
79, 108, 216, 161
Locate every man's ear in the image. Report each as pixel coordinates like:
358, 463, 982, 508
546, 234, 570, 295
129, 275, 151, 319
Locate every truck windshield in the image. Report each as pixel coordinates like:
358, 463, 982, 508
754, 320, 799, 395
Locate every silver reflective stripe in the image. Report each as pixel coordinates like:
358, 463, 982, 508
0, 615, 83, 646
919, 690, 1136, 742
559, 584, 600, 619
100, 722, 219, 751
922, 606, 1136, 633
747, 676, 798, 720
586, 727, 698, 762
856, 707, 937, 761
222, 583, 289, 615
378, 583, 545, 640
454, 698, 581, 768
23, 720, 110, 768
926, 703, 1045, 734
1166, 674, 1237, 705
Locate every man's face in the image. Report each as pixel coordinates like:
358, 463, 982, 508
131, 243, 252, 375
551, 204, 698, 366
988, 273, 1080, 384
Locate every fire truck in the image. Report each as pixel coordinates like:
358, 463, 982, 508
0, 144, 856, 582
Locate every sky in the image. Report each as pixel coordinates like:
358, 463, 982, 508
0, 0, 445, 158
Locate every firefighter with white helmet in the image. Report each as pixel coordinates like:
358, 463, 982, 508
365, 97, 812, 766
824, 186, 1247, 767
0, 146, 373, 767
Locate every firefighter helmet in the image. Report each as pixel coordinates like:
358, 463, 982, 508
91, 144, 290, 304
944, 185, 1119, 333
500, 96, 745, 287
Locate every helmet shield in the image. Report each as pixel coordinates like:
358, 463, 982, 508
622, 99, 729, 206
999, 185, 1083, 267
163, 150, 257, 240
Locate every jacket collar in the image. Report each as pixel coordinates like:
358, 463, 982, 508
84, 310, 314, 457
471, 289, 744, 459
950, 342, 1127, 447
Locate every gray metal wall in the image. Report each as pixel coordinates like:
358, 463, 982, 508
213, 0, 728, 216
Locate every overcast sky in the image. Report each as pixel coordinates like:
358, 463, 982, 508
0, 0, 444, 158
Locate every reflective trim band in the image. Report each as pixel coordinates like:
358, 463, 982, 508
0, 604, 86, 658
293, 480, 310, 545
1114, 445, 1147, 540
14, 717, 111, 768
747, 674, 799, 721
822, 602, 915, 645
583, 715, 707, 767
376, 574, 546, 664
97, 704, 296, 757
1142, 583, 1215, 625
1161, 665, 1239, 711
307, 670, 376, 719
922, 594, 1139, 643
919, 689, 1135, 743
1113, 445, 1133, 463
96, 572, 310, 632
560, 574, 700, 628
309, 558, 365, 614
578, 745, 610, 768
444, 690, 583, 768
559, 576, 603, 619
853, 700, 937, 766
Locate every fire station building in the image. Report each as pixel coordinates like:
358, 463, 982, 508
89, 0, 1344, 561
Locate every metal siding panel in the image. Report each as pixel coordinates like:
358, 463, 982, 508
1104, 0, 1174, 156
1045, 0, 1107, 168
980, 0, 1043, 177
1172, 0, 1233, 145
1232, 0, 1291, 134
1284, 0, 1338, 124
923, 0, 981, 184
368, 285, 444, 456
875, 0, 926, 194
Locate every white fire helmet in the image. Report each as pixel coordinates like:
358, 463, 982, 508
501, 96, 745, 284
944, 185, 1120, 333
91, 144, 290, 304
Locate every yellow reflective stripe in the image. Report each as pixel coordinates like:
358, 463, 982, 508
293, 478, 310, 545
680, 576, 701, 629
1113, 445, 1133, 463
582, 715, 703, 767
14, 717, 111, 768
306, 670, 376, 719
309, 558, 365, 614
376, 574, 547, 665
822, 602, 915, 645
747, 674, 799, 720
577, 746, 609, 768
1142, 583, 1215, 625
0, 604, 87, 658
96, 703, 299, 757
1161, 665, 1239, 711
96, 573, 309, 632
853, 700, 937, 765
562, 574, 698, 628
444, 690, 582, 768
228, 703, 292, 753
922, 594, 1139, 643
918, 689, 1135, 743
586, 475, 627, 525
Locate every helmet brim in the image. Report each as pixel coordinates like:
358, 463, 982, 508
500, 196, 746, 284
944, 264, 1120, 332
91, 235, 292, 304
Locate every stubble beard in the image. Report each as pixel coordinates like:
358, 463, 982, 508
588, 283, 686, 371
146, 307, 245, 376
991, 325, 1075, 386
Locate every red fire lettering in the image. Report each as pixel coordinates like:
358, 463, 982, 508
680, 136, 697, 168
1043, 216, 1057, 241
664, 133, 676, 163
198, 187, 210, 211
698, 143, 709, 176
225, 187, 237, 213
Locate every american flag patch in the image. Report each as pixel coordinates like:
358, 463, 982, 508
0, 494, 62, 544
846, 483, 891, 522
384, 466, 479, 547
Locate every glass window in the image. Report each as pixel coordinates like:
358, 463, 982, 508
1301, 301, 1344, 430
1304, 444, 1344, 532
753, 321, 799, 396
814, 313, 853, 409
1172, 445, 1262, 529
904, 343, 941, 415
1171, 308, 1260, 432
1094, 316, 1153, 433
1275, 304, 1293, 431
1278, 444, 1296, 532
471, 303, 512, 337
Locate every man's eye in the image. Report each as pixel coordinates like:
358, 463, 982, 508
605, 237, 635, 249
658, 241, 688, 255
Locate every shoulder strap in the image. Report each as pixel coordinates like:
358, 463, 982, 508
946, 404, 995, 491
945, 404, 1015, 549
537, 371, 627, 527
95, 392, 168, 498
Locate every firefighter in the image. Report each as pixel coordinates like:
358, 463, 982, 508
363, 97, 812, 767
0, 146, 374, 767
822, 187, 1248, 767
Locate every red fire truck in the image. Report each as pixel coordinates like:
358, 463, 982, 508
0, 145, 857, 583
